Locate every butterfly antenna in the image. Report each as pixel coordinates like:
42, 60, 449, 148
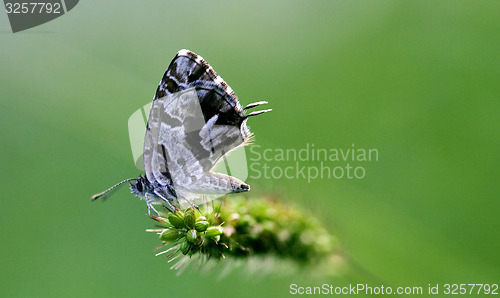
91, 178, 137, 201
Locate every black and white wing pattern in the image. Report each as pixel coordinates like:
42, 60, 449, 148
143, 49, 270, 208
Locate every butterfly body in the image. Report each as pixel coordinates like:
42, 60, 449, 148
92, 49, 270, 214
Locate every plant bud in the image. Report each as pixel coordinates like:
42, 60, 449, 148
160, 228, 183, 242
184, 209, 196, 229
205, 226, 223, 239
195, 221, 209, 232
167, 212, 185, 229
186, 229, 203, 246
180, 240, 190, 255
196, 216, 207, 222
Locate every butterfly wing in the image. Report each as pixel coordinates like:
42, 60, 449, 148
144, 50, 263, 203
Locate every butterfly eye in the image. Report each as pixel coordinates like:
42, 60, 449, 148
136, 180, 143, 192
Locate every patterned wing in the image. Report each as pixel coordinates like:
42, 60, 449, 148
144, 49, 269, 203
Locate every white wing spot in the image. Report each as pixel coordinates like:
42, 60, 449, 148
214, 76, 224, 85
177, 49, 190, 57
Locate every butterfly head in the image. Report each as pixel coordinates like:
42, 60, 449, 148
130, 176, 148, 197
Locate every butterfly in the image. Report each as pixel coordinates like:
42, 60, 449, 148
92, 49, 270, 215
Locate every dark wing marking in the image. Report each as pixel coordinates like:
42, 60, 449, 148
155, 49, 246, 128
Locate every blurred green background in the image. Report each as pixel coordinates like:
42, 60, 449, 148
1, 0, 499, 297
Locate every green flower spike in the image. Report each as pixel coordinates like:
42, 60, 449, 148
147, 195, 343, 275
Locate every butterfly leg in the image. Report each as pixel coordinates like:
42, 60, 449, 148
182, 196, 200, 211
145, 193, 160, 216
153, 190, 176, 212
148, 204, 160, 217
